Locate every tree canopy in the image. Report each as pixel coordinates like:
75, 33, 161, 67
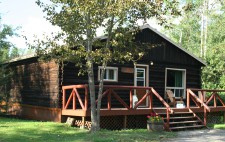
0, 17, 18, 62
34, 0, 180, 132
166, 0, 225, 89
0, 14, 19, 114
202, 2, 225, 89
34, 0, 180, 65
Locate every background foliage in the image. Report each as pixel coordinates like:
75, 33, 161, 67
0, 15, 18, 114
165, 0, 225, 90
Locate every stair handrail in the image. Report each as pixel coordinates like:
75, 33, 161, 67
188, 108, 208, 128
151, 88, 172, 112
187, 89, 211, 125
151, 88, 173, 131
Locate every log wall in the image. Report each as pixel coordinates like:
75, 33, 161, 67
0, 57, 61, 121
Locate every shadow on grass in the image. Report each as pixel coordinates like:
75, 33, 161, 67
0, 117, 90, 142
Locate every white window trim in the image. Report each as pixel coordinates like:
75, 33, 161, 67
134, 64, 149, 87
135, 68, 146, 86
165, 68, 186, 99
98, 66, 118, 82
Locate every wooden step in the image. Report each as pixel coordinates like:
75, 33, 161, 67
157, 112, 193, 116
166, 116, 196, 120
169, 120, 200, 124
154, 110, 207, 131
173, 112, 193, 114
154, 112, 168, 115
170, 125, 205, 130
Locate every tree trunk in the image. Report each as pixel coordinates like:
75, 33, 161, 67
87, 59, 98, 132
203, 0, 208, 58
85, 12, 99, 132
97, 61, 106, 129
96, 15, 115, 129
200, 0, 208, 58
200, 2, 204, 58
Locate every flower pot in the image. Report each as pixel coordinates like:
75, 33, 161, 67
147, 121, 164, 131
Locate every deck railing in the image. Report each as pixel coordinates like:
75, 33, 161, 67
62, 85, 172, 129
62, 84, 89, 110
187, 88, 225, 125
62, 85, 172, 110
150, 87, 172, 130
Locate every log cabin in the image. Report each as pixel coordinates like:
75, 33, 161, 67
1, 25, 225, 131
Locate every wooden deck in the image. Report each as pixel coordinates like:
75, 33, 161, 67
62, 106, 225, 117
62, 85, 225, 131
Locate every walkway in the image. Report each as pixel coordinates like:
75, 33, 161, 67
164, 129, 225, 142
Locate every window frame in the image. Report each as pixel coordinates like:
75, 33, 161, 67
134, 64, 149, 87
98, 66, 118, 82
135, 68, 146, 87
165, 68, 186, 99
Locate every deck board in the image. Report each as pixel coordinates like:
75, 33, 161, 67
62, 106, 225, 117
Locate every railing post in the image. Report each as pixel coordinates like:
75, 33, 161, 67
199, 91, 204, 106
84, 85, 88, 110
187, 89, 190, 108
108, 89, 111, 110
73, 88, 76, 110
63, 88, 65, 109
149, 89, 153, 109
214, 93, 217, 107
130, 89, 133, 109
148, 89, 151, 109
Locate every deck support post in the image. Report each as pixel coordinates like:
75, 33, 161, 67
224, 112, 225, 123
81, 117, 86, 129
166, 109, 170, 131
123, 115, 127, 129
204, 107, 207, 126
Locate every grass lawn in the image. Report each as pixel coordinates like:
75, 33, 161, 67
209, 123, 225, 129
0, 117, 176, 142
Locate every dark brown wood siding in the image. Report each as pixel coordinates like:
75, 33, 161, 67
148, 63, 201, 106
61, 27, 204, 107
59, 63, 135, 108
136, 28, 203, 66
134, 28, 203, 106
7, 57, 60, 108
61, 62, 202, 107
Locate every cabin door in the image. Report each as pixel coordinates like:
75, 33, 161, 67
134, 64, 149, 107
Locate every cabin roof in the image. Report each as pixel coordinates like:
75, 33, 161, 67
11, 53, 36, 62
139, 24, 206, 66
3, 53, 36, 64
7, 25, 206, 66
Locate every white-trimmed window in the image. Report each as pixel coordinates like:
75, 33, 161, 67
135, 68, 145, 86
98, 66, 118, 82
165, 68, 186, 98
